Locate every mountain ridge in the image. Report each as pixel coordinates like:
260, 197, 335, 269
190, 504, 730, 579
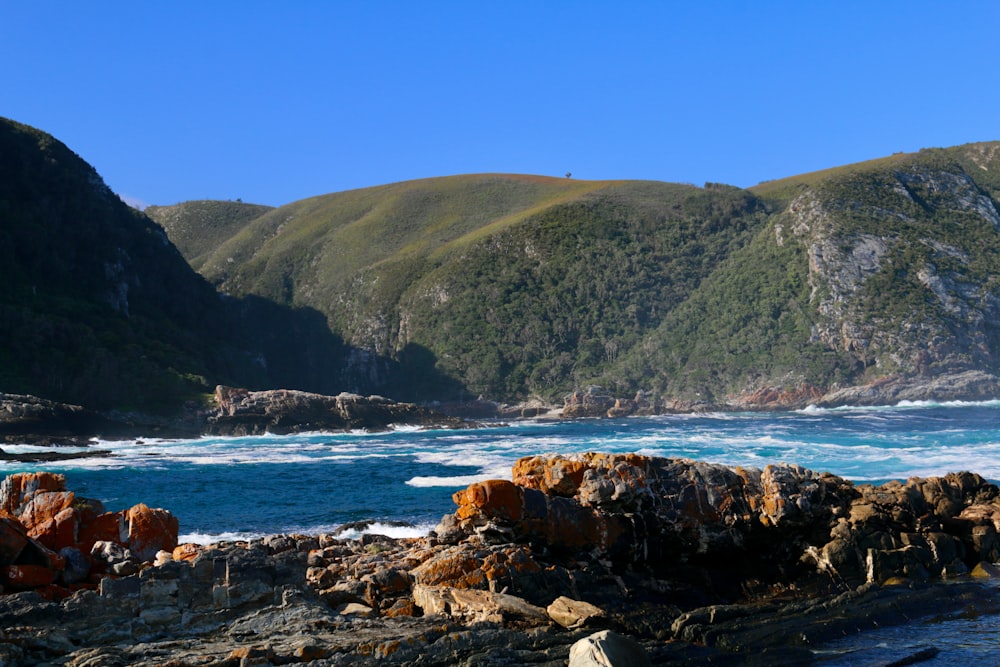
150, 145, 1000, 408
6, 115, 1000, 417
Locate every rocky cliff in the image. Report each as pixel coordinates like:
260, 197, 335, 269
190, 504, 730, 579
3, 455, 1000, 665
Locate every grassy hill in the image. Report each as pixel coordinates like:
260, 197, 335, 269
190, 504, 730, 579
162, 177, 775, 401
10, 112, 1000, 412
145, 200, 274, 271
161, 145, 1000, 405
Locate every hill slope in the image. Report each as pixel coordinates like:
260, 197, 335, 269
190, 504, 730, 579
0, 118, 253, 409
162, 146, 1000, 406
611, 142, 1000, 404
0, 119, 355, 412
145, 200, 274, 271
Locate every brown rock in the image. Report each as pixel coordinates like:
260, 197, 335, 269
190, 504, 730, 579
0, 515, 29, 565
126, 504, 179, 561
4, 564, 56, 589
79, 511, 127, 551
547, 596, 607, 629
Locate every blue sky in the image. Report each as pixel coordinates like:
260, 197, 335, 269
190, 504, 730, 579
4, 2, 999, 208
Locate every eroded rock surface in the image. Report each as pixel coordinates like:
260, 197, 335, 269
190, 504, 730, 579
2, 455, 1000, 665
207, 385, 472, 435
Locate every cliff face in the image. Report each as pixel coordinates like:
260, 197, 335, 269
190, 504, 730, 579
786, 161, 1000, 380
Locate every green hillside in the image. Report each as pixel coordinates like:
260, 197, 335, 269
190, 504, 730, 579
172, 177, 773, 401
0, 119, 250, 410
163, 145, 1000, 406
145, 200, 274, 271
9, 112, 1000, 412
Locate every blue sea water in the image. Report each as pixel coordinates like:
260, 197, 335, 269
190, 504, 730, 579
3, 399, 1000, 543
4, 400, 1000, 662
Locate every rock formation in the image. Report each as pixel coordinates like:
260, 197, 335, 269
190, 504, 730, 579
0, 387, 475, 451
207, 385, 472, 435
0, 472, 178, 597
3, 455, 1000, 665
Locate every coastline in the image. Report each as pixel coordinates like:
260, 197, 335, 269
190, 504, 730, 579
4, 370, 1000, 453
4, 453, 1000, 665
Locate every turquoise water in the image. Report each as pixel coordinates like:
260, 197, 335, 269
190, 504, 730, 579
3, 400, 1000, 543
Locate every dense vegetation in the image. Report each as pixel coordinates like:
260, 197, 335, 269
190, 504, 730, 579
164, 142, 1000, 405
0, 119, 248, 409
5, 114, 1000, 412
0, 119, 351, 410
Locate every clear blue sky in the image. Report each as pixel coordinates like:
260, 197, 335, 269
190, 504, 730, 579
4, 2, 999, 208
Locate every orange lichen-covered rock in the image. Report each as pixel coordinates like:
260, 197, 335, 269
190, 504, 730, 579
20, 491, 76, 543
512, 453, 654, 505
513, 455, 589, 497
0, 472, 67, 515
453, 480, 523, 522
126, 503, 179, 561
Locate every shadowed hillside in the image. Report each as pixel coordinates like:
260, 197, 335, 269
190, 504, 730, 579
9, 113, 1000, 412
0, 119, 384, 411
0, 119, 250, 409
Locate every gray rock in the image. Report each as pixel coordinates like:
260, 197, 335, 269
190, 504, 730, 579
568, 630, 652, 667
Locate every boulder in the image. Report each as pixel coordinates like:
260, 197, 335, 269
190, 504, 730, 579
547, 596, 607, 629
126, 504, 179, 561
568, 630, 652, 667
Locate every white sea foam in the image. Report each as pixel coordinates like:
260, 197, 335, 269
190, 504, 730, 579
179, 521, 438, 546
178, 530, 266, 545
798, 399, 1000, 415
333, 521, 437, 540
405, 472, 506, 487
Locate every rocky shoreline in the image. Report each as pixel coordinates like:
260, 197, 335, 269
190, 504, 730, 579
3, 454, 1000, 665
0, 386, 477, 458
4, 370, 1000, 455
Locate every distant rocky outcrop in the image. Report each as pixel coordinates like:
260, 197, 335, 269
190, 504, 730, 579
0, 394, 105, 446
4, 455, 1000, 665
562, 370, 1000, 416
0, 387, 475, 451
207, 385, 472, 435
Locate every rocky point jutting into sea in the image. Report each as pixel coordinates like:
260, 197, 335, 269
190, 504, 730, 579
2, 452, 1000, 665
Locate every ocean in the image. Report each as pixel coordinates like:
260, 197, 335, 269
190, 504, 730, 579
4, 399, 1000, 663
3, 400, 1000, 544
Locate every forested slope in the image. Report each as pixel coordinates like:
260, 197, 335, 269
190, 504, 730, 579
165, 145, 1000, 405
